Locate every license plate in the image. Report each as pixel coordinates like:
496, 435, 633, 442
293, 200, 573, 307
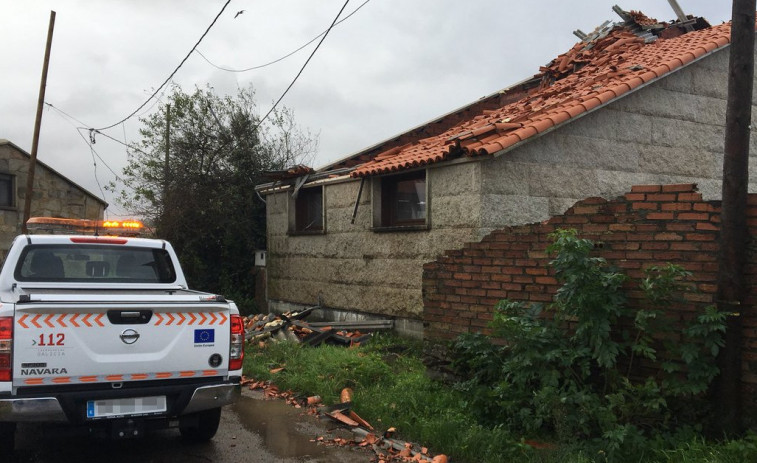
86, 396, 167, 418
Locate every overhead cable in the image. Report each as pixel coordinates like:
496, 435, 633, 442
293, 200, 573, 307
94, 0, 231, 131
255, 0, 351, 130
194, 0, 370, 73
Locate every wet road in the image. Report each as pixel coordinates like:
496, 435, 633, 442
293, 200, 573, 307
9, 388, 372, 462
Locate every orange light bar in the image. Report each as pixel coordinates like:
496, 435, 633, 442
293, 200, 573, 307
26, 217, 146, 237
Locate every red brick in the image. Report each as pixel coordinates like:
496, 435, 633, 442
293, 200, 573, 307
695, 222, 719, 231
631, 185, 662, 193
661, 183, 698, 193
648, 212, 675, 220
661, 202, 693, 211
633, 202, 659, 211
647, 193, 677, 201
678, 192, 703, 201
654, 232, 683, 241
678, 212, 710, 221
625, 193, 647, 201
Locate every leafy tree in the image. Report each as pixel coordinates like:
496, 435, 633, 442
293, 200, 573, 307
113, 84, 317, 312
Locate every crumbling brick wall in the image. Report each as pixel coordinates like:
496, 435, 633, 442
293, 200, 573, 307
423, 183, 757, 402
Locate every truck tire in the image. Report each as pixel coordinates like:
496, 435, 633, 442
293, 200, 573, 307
179, 407, 221, 442
0, 422, 15, 453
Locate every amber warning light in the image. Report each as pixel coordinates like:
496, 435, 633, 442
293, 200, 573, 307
26, 217, 146, 237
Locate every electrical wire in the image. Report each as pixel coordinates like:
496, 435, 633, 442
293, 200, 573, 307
45, 103, 126, 182
95, 0, 231, 131
194, 0, 371, 73
255, 0, 351, 130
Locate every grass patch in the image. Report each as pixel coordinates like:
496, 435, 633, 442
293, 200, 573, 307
242, 334, 757, 463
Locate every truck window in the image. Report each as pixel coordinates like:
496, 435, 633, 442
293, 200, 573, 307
14, 245, 176, 283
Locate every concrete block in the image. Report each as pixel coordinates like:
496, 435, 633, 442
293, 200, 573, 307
430, 162, 481, 196
527, 164, 601, 198
480, 194, 551, 228
480, 159, 531, 195
650, 117, 725, 153
638, 145, 718, 177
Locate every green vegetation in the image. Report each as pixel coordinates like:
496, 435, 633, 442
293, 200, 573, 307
114, 84, 316, 313
243, 230, 756, 462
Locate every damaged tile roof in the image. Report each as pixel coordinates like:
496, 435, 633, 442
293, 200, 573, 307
341, 8, 731, 178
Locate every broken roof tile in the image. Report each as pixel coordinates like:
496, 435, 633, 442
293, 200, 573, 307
348, 8, 733, 177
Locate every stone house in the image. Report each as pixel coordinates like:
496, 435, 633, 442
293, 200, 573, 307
0, 139, 107, 255
256, 9, 754, 337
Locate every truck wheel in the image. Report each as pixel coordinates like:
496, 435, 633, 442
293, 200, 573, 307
0, 422, 15, 453
179, 408, 221, 442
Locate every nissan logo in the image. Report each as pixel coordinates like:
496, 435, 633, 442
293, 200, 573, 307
120, 329, 140, 345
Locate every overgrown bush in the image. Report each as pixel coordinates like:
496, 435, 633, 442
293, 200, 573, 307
451, 229, 726, 460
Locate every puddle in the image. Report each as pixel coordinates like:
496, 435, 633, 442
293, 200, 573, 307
232, 392, 331, 459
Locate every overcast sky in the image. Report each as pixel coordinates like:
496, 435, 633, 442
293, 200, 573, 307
0, 1, 733, 218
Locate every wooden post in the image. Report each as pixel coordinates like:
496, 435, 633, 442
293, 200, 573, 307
161, 104, 170, 236
715, 0, 755, 435
22, 11, 56, 233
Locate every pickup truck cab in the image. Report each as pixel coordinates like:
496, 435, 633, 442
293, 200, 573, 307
0, 219, 244, 451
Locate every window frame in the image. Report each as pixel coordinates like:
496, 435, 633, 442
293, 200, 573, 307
0, 173, 15, 210
371, 169, 429, 232
288, 185, 325, 235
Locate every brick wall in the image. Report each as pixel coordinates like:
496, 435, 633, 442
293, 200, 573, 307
423, 184, 757, 399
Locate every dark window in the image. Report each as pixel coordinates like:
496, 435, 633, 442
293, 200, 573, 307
380, 171, 426, 226
0, 174, 13, 208
294, 187, 323, 232
15, 244, 176, 283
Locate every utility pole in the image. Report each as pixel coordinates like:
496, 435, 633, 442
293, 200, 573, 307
22, 11, 56, 233
161, 104, 170, 237
715, 0, 755, 435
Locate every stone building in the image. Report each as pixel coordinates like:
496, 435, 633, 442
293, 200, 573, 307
0, 139, 107, 254
256, 9, 753, 337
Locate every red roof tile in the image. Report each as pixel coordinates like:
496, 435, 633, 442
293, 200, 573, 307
349, 10, 734, 178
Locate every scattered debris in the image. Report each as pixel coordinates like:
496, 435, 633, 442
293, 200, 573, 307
244, 307, 394, 347
242, 377, 448, 463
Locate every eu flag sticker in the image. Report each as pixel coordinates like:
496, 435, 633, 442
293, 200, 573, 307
194, 329, 215, 344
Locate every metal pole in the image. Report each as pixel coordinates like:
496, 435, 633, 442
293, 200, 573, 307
22, 11, 56, 234
715, 0, 755, 435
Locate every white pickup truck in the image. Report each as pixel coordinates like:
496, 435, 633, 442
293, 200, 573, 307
0, 219, 244, 451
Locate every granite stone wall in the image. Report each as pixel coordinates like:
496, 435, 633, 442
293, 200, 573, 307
264, 45, 753, 332
0, 142, 106, 255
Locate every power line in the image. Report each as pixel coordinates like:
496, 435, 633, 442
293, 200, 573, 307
45, 103, 126, 182
95, 0, 231, 131
256, 0, 351, 130
194, 0, 371, 73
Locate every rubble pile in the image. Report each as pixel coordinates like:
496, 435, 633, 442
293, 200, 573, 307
242, 377, 448, 463
244, 307, 393, 347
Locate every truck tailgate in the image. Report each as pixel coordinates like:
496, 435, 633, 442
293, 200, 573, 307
12, 302, 231, 388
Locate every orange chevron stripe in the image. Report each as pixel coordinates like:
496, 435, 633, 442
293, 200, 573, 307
218, 313, 228, 325
179, 371, 195, 377
166, 313, 175, 325
131, 373, 149, 380
209, 313, 217, 325
199, 312, 207, 325
155, 372, 172, 379
105, 375, 123, 381
79, 376, 98, 382
82, 314, 92, 328
57, 314, 67, 328
94, 314, 105, 327
188, 313, 197, 325
24, 378, 44, 385
154, 313, 164, 325
17, 314, 29, 329
177, 313, 186, 325
202, 370, 218, 376
44, 314, 55, 328
31, 314, 42, 328
70, 314, 80, 328
51, 377, 71, 384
